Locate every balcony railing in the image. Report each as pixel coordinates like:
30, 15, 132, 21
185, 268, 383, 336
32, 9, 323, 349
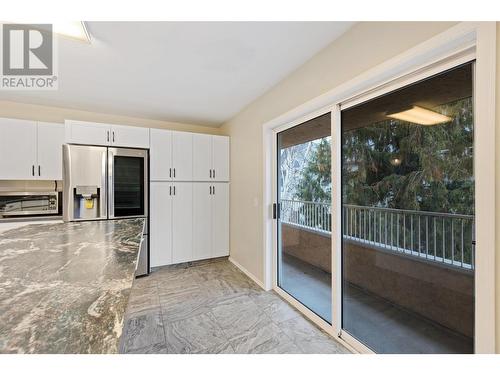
280, 199, 475, 271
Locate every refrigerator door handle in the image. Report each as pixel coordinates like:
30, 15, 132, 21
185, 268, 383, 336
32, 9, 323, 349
107, 149, 114, 219
101, 148, 108, 219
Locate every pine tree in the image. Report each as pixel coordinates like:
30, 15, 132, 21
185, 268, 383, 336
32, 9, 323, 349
295, 137, 331, 202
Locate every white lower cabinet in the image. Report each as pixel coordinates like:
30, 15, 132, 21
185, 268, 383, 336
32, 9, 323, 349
150, 182, 172, 267
171, 182, 193, 264
193, 183, 213, 261
212, 183, 229, 257
150, 181, 229, 267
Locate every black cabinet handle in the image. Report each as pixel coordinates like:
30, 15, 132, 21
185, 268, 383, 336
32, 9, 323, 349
173, 186, 176, 195
209, 186, 212, 195
213, 185, 215, 195
209, 169, 212, 178
169, 186, 172, 195
32, 165, 34, 176
112, 131, 115, 143
213, 169, 216, 179
169, 168, 171, 178
38, 165, 41, 176
173, 168, 176, 178
107, 131, 109, 142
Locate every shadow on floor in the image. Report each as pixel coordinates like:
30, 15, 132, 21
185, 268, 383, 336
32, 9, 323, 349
280, 254, 473, 354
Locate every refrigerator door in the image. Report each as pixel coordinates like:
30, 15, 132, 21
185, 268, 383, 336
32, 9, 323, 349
108, 148, 148, 219
63, 144, 108, 221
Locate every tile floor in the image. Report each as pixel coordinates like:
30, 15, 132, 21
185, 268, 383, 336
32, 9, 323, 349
119, 257, 350, 354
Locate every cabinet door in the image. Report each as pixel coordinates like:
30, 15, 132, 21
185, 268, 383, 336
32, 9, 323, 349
37, 122, 65, 180
111, 124, 150, 149
212, 183, 229, 257
0, 118, 37, 180
212, 136, 230, 182
150, 182, 172, 267
150, 129, 172, 181
192, 183, 213, 261
65, 120, 110, 146
192, 134, 213, 181
172, 131, 193, 181
172, 182, 193, 264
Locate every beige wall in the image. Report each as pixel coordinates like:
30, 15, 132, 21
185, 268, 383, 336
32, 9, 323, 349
0, 100, 222, 135
495, 22, 500, 355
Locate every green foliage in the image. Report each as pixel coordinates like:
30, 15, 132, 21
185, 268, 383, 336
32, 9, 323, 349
342, 97, 474, 215
295, 137, 331, 202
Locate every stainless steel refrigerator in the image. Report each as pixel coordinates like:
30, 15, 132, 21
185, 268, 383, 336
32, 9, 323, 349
63, 144, 149, 276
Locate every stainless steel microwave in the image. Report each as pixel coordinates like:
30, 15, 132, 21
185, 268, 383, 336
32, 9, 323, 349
0, 191, 59, 218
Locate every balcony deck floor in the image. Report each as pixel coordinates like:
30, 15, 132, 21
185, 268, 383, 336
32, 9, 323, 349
280, 254, 473, 354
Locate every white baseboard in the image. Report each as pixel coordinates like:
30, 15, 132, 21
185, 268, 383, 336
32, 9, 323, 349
228, 257, 268, 290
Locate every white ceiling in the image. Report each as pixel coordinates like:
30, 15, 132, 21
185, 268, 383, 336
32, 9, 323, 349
0, 22, 354, 127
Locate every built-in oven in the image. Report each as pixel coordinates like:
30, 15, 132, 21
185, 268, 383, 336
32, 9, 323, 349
0, 192, 59, 218
108, 147, 148, 219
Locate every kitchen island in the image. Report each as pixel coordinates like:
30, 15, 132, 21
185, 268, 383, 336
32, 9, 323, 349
0, 218, 145, 354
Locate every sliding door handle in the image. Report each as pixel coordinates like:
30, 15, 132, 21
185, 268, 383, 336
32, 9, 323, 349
273, 203, 280, 219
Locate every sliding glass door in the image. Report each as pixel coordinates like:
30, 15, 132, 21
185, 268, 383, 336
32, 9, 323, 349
277, 112, 332, 323
340, 63, 475, 353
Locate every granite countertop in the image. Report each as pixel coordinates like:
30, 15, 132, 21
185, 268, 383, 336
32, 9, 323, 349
0, 218, 145, 354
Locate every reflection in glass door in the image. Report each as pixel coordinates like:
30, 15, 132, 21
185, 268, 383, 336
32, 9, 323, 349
340, 63, 475, 353
277, 112, 332, 322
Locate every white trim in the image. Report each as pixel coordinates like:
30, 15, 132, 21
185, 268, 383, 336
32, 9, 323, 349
272, 285, 356, 354
262, 22, 496, 354
331, 105, 342, 337
471, 22, 496, 354
228, 256, 267, 291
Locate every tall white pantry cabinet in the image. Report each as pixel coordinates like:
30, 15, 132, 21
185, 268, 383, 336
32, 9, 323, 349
150, 129, 230, 267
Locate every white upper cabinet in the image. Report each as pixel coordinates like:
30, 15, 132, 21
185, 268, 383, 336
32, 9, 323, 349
65, 120, 110, 146
172, 131, 193, 181
150, 130, 193, 181
150, 129, 172, 181
0, 118, 64, 180
65, 120, 149, 148
192, 134, 229, 182
193, 134, 213, 181
0, 118, 37, 180
110, 124, 150, 148
36, 122, 65, 180
212, 135, 230, 182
